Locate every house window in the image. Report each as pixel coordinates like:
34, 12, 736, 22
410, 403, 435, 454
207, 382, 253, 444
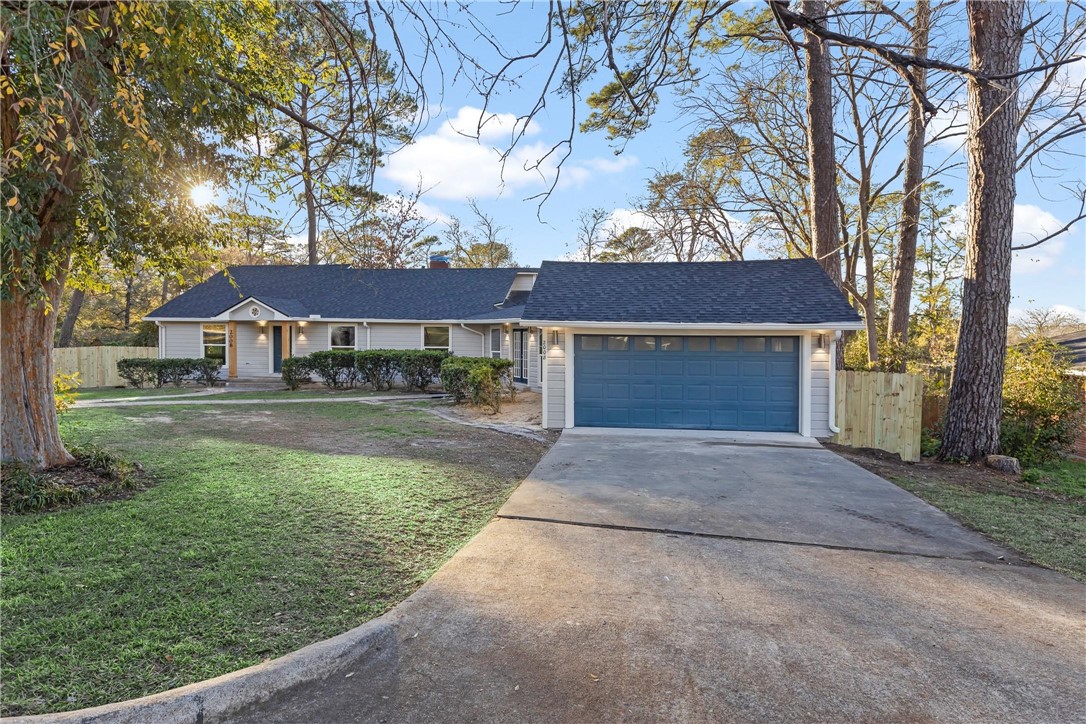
330, 325, 356, 350
687, 337, 710, 352
490, 328, 502, 359
606, 335, 629, 351
202, 324, 226, 364
715, 336, 738, 352
580, 335, 603, 351
660, 336, 683, 352
633, 336, 656, 352
744, 337, 766, 352
423, 325, 451, 350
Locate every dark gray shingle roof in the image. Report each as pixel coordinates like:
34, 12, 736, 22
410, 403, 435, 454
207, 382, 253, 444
1051, 332, 1086, 369
147, 265, 530, 321
521, 259, 862, 325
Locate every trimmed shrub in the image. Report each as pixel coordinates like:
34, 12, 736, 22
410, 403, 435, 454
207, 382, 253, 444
117, 358, 157, 388
356, 349, 400, 390
117, 357, 221, 388
1000, 338, 1085, 465
308, 350, 361, 389
398, 350, 450, 391
439, 363, 471, 403
440, 356, 514, 410
189, 358, 222, 387
162, 358, 194, 386
281, 356, 313, 390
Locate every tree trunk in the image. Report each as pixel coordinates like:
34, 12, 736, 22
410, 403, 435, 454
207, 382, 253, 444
940, 0, 1024, 461
799, 0, 844, 368
123, 276, 133, 328
299, 90, 318, 265
57, 288, 85, 348
2, 274, 75, 468
886, 0, 931, 370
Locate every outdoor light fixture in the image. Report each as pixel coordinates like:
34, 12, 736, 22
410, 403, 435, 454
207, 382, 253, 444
817, 333, 826, 350
551, 329, 560, 346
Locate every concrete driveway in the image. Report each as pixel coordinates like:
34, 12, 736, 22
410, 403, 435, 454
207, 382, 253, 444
237, 430, 1085, 723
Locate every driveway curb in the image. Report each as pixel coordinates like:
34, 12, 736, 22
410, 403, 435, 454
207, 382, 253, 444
4, 618, 395, 724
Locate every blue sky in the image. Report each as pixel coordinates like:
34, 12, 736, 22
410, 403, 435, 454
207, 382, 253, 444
280, 2, 1086, 322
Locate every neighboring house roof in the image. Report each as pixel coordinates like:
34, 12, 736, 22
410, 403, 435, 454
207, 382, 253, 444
520, 259, 864, 326
1050, 331, 1086, 370
146, 265, 533, 321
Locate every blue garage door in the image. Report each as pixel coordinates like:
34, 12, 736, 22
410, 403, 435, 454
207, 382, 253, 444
574, 335, 799, 432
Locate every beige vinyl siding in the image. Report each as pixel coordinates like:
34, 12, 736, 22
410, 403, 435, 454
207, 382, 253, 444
509, 273, 537, 292
810, 334, 832, 437
452, 325, 487, 356
368, 323, 421, 349
160, 322, 202, 358
227, 300, 277, 321
543, 329, 566, 429
528, 327, 541, 390
234, 323, 270, 375
295, 323, 328, 355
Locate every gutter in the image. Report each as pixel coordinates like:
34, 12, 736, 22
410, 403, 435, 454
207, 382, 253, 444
828, 331, 842, 434
517, 320, 867, 331
460, 323, 486, 356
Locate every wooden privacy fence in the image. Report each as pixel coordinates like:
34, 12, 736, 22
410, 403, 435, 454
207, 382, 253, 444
833, 371, 924, 462
53, 346, 158, 388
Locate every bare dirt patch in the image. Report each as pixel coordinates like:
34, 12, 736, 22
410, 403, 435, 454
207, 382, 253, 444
826, 443, 1079, 503
441, 391, 544, 427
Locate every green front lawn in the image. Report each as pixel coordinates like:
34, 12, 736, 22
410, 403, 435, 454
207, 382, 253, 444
1, 402, 550, 716
834, 446, 1086, 581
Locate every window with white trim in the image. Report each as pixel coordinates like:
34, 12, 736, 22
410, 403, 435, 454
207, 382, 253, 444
423, 325, 451, 350
490, 328, 502, 359
202, 324, 226, 364
330, 325, 357, 349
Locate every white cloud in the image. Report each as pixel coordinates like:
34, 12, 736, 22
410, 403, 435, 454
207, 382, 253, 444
412, 200, 451, 225
605, 207, 655, 233
1012, 204, 1072, 273
382, 106, 638, 201
1052, 304, 1086, 323
928, 98, 968, 152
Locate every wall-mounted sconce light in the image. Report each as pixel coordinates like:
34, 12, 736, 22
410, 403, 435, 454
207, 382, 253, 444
551, 329, 560, 346
817, 333, 826, 350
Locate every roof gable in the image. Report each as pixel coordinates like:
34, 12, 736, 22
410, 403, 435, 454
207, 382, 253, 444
521, 259, 863, 326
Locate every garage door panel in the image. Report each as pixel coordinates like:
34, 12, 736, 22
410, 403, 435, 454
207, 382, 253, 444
574, 335, 798, 432
686, 360, 712, 376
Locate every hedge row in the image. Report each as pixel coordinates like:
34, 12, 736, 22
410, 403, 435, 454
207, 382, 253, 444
117, 358, 221, 388
439, 356, 515, 412
281, 349, 451, 391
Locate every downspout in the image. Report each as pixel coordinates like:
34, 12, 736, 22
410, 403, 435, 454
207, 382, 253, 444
828, 330, 842, 434
460, 323, 485, 355
362, 321, 370, 350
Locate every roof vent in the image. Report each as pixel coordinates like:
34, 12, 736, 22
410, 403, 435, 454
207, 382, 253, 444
429, 254, 451, 269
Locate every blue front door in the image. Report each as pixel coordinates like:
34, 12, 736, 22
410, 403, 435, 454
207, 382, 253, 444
573, 334, 800, 432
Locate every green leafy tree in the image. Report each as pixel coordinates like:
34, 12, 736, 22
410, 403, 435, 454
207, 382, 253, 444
1001, 339, 1085, 464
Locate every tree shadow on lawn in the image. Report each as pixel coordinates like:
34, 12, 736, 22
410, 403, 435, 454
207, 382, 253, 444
98, 402, 553, 480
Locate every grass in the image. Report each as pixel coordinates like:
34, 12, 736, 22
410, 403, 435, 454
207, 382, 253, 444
888, 459, 1086, 582
1, 402, 549, 716
74, 387, 206, 401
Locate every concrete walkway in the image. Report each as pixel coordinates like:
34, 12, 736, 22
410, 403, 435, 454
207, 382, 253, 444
73, 393, 442, 408
230, 430, 1084, 723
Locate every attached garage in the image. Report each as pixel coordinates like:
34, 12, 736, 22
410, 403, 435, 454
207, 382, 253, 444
522, 259, 866, 437
573, 334, 799, 431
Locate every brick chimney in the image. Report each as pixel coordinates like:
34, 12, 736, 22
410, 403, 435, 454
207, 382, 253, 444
429, 254, 451, 269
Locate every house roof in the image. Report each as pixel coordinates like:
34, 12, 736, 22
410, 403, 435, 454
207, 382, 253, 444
520, 259, 863, 326
146, 265, 533, 321
1050, 331, 1086, 369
